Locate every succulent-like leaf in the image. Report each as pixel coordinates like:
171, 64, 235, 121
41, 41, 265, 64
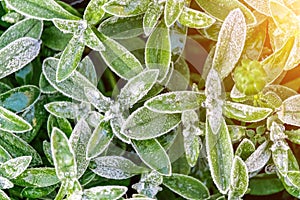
51, 128, 77, 180
122, 106, 181, 140
132, 139, 171, 176
0, 37, 41, 80
163, 173, 210, 200
178, 7, 215, 29
91, 156, 148, 179
0, 156, 31, 179
206, 118, 234, 194
212, 9, 247, 79
4, 0, 79, 20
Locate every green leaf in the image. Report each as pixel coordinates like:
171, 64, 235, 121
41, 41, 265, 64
83, 186, 127, 200
0, 18, 42, 49
83, 0, 106, 25
143, 3, 163, 36
12, 168, 59, 187
228, 156, 248, 199
69, 119, 92, 178
4, 0, 79, 20
0, 177, 13, 190
0, 131, 42, 166
97, 32, 143, 80
0, 106, 32, 133
83, 26, 105, 52
271, 141, 289, 176
0, 156, 31, 179
285, 129, 300, 145
103, 0, 150, 17
223, 101, 272, 123
163, 173, 209, 200
132, 139, 171, 176
183, 133, 200, 167
244, 0, 270, 16
41, 25, 72, 51
77, 56, 98, 86
91, 156, 148, 179
164, 0, 184, 27
263, 84, 297, 101
212, 9, 247, 79
249, 173, 284, 195
118, 69, 159, 108
51, 128, 77, 180
195, 0, 256, 25
235, 138, 255, 160
122, 106, 181, 140
269, 0, 299, 34
281, 171, 300, 198
0, 190, 10, 200
206, 118, 233, 194
145, 20, 171, 82
0, 85, 40, 113
42, 58, 102, 103
84, 86, 111, 113
228, 125, 246, 143
145, 91, 205, 113
57, 35, 85, 82
278, 94, 300, 126
21, 185, 58, 199
245, 141, 271, 173
166, 57, 190, 91
178, 7, 215, 29
261, 36, 294, 84
47, 115, 72, 138
86, 120, 113, 159
169, 23, 187, 62
44, 101, 89, 120
0, 145, 11, 164
0, 37, 41, 80
98, 15, 144, 39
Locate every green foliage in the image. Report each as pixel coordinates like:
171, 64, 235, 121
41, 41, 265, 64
1, 0, 300, 199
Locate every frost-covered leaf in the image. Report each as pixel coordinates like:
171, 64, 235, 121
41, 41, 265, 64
21, 185, 58, 199
195, 0, 256, 25
178, 7, 215, 29
145, 20, 171, 82
83, 26, 105, 52
145, 91, 205, 113
132, 139, 171, 175
86, 120, 113, 159
110, 116, 131, 144
269, 1, 299, 34
91, 156, 148, 179
183, 133, 200, 167
0, 145, 11, 164
0, 106, 32, 133
77, 56, 98, 86
12, 168, 59, 187
0, 190, 10, 200
44, 101, 89, 120
164, 0, 184, 27
53, 19, 87, 35
244, 0, 270, 15
235, 138, 255, 160
98, 32, 143, 80
83, 186, 127, 200
0, 177, 13, 189
98, 15, 144, 39
285, 34, 300, 70
4, 0, 79, 20
271, 140, 289, 176
0, 18, 42, 49
0, 156, 31, 179
212, 9, 247, 79
0, 37, 41, 80
163, 173, 209, 200
122, 106, 181, 140
278, 94, 300, 126
223, 101, 273, 123
285, 129, 300, 145
43, 58, 102, 103
206, 118, 233, 194
0, 131, 42, 166
118, 69, 159, 108
166, 57, 190, 91
69, 119, 91, 178
103, 0, 150, 17
228, 156, 248, 199
143, 3, 163, 36
245, 141, 271, 173
83, 0, 106, 25
281, 171, 300, 198
84, 86, 111, 113
47, 114, 72, 138
57, 35, 85, 82
262, 36, 294, 84
263, 85, 297, 101
51, 128, 77, 180
41, 26, 72, 51
0, 85, 40, 113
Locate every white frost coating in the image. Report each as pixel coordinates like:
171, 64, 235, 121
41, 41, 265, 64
0, 156, 32, 179
0, 177, 13, 189
212, 8, 247, 80
83, 186, 127, 200
0, 37, 41, 79
244, 0, 271, 16
278, 94, 300, 126
53, 18, 87, 35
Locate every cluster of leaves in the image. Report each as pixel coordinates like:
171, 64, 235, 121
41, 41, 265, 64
1, 0, 300, 199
